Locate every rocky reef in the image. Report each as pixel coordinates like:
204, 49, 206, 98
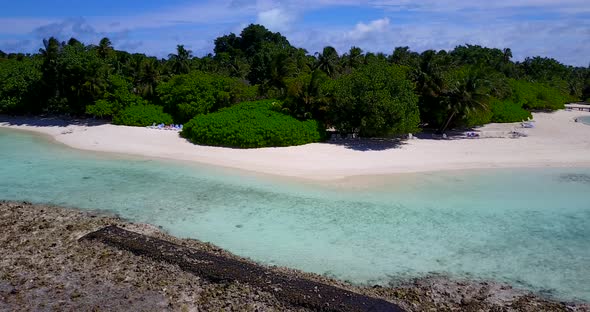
1, 201, 587, 311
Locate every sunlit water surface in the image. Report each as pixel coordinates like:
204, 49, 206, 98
1, 128, 589, 302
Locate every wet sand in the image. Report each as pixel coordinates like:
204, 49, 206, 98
1, 201, 587, 311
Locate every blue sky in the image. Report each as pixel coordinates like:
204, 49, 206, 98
1, 0, 589, 66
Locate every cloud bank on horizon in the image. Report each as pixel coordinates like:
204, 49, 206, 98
0, 0, 589, 66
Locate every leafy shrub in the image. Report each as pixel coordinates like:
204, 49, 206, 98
0, 58, 42, 114
228, 80, 259, 104
86, 75, 148, 118
326, 62, 420, 137
86, 99, 116, 118
458, 80, 567, 126
509, 80, 567, 111
283, 70, 330, 121
156, 71, 258, 123
490, 98, 532, 123
112, 104, 173, 127
462, 107, 493, 127
181, 100, 325, 148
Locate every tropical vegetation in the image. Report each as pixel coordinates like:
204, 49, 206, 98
1, 24, 588, 147
181, 100, 324, 148
112, 104, 173, 127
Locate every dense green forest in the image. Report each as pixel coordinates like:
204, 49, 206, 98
1, 24, 588, 147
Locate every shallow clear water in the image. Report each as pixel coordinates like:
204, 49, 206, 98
1, 128, 589, 302
578, 115, 590, 125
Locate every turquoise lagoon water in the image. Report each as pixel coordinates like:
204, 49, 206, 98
1, 128, 589, 302
578, 115, 590, 125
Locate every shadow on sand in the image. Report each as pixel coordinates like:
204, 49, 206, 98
0, 115, 109, 128
325, 128, 489, 151
326, 137, 406, 151
412, 131, 471, 140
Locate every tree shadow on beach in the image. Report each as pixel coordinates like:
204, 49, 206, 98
326, 137, 406, 151
412, 131, 470, 140
325, 128, 495, 151
414, 126, 530, 140
0, 115, 109, 128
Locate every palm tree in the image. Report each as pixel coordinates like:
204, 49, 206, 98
439, 67, 491, 133
302, 70, 329, 120
292, 48, 312, 75
39, 37, 63, 102
342, 46, 363, 72
390, 46, 420, 68
97, 37, 114, 59
502, 48, 513, 63
137, 57, 161, 98
125, 53, 143, 80
215, 52, 250, 79
39, 37, 61, 60
168, 45, 192, 75
284, 69, 329, 121
194, 54, 218, 73
316, 46, 339, 78
67, 37, 82, 47
415, 50, 451, 100
268, 51, 296, 91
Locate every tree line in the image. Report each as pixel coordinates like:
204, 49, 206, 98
1, 24, 588, 140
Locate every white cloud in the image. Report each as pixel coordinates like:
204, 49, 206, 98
346, 17, 390, 41
256, 8, 297, 32
1, 0, 588, 65
290, 17, 589, 66
34, 18, 101, 40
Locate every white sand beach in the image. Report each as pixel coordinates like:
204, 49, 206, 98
1, 110, 590, 180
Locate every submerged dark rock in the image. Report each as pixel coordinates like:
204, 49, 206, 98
81, 225, 402, 312
558, 173, 590, 184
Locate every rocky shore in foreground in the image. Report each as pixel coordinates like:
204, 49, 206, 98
1, 201, 587, 311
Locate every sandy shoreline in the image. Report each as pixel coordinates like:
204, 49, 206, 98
1, 109, 590, 181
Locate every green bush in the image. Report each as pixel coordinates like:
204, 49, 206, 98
459, 80, 568, 126
112, 104, 173, 127
490, 98, 532, 123
0, 58, 42, 114
462, 107, 493, 127
156, 71, 258, 123
86, 99, 117, 118
326, 62, 420, 137
181, 100, 325, 148
509, 80, 567, 111
86, 75, 148, 118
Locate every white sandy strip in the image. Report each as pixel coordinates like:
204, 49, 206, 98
1, 110, 590, 180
